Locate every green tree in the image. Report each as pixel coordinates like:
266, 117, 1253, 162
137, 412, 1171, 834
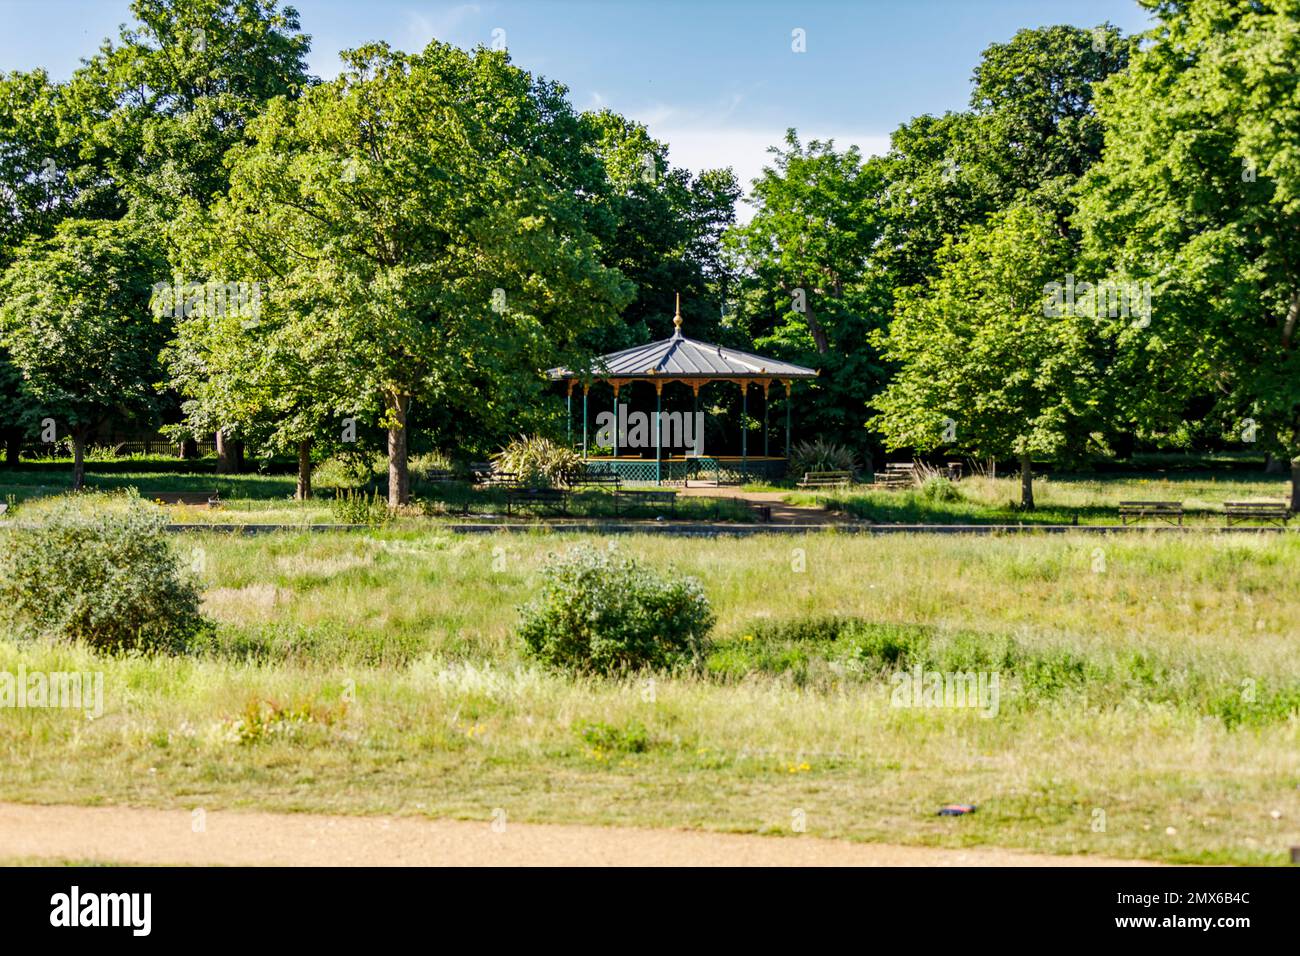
580, 110, 739, 348
207, 41, 632, 505
725, 131, 889, 451
1079, 0, 1300, 507
0, 69, 100, 461
65, 0, 311, 228
870, 206, 1100, 508
877, 24, 1134, 288
0, 220, 168, 489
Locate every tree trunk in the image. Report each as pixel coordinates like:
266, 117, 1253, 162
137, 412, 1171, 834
215, 431, 243, 474
803, 298, 830, 355
387, 392, 410, 508
296, 439, 313, 501
71, 429, 87, 491
178, 437, 197, 460
1291, 457, 1300, 514
4, 431, 19, 466
1019, 453, 1034, 510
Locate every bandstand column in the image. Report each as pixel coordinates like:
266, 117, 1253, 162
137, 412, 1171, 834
783, 379, 792, 460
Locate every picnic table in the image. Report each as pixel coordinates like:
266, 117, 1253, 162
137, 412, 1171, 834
872, 463, 916, 489
1224, 501, 1290, 527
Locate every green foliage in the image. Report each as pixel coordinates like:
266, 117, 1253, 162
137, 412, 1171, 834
870, 205, 1100, 505
0, 219, 170, 487
788, 438, 862, 478
919, 475, 962, 503
1078, 0, 1300, 503
491, 435, 583, 489
517, 546, 715, 674
572, 718, 653, 754
726, 132, 889, 451
328, 488, 391, 526
205, 40, 634, 504
0, 494, 208, 651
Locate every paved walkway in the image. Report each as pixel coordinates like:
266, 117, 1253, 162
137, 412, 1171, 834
0, 803, 1158, 867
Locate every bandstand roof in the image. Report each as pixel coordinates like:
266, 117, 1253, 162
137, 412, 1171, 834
547, 296, 818, 382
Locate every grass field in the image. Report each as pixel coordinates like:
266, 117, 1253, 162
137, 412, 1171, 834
2, 456, 1293, 527
0, 464, 754, 524
782, 471, 1294, 525
1, 524, 1297, 864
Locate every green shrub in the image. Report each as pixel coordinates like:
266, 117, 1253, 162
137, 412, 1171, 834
314, 451, 382, 489
572, 718, 653, 754
329, 488, 391, 525
408, 450, 455, 481
0, 494, 208, 652
517, 546, 714, 674
491, 435, 582, 488
789, 438, 862, 479
920, 475, 962, 502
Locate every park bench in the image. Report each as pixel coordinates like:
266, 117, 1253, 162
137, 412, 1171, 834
141, 490, 221, 506
946, 461, 964, 481
797, 470, 853, 489
872, 463, 917, 490
1118, 500, 1184, 526
569, 471, 622, 492
505, 487, 568, 516
615, 489, 677, 516
469, 462, 503, 485
0, 502, 7, 516
478, 470, 518, 487
1224, 501, 1291, 527
420, 469, 462, 483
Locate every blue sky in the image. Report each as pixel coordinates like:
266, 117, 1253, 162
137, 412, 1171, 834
1, 0, 1155, 202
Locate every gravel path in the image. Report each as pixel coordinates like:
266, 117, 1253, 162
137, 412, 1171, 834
0, 802, 1160, 866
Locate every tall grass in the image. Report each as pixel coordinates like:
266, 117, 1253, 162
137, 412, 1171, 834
0, 528, 1297, 863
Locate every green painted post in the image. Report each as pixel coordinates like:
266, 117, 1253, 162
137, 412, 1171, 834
784, 382, 792, 460
655, 386, 662, 485
567, 386, 572, 447
613, 385, 619, 462
582, 385, 588, 458
763, 386, 769, 459
741, 381, 748, 481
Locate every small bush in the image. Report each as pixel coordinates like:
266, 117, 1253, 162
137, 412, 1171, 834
517, 546, 714, 674
329, 488, 391, 525
920, 475, 962, 502
0, 494, 208, 652
408, 450, 455, 481
573, 718, 653, 754
789, 438, 862, 479
491, 435, 582, 488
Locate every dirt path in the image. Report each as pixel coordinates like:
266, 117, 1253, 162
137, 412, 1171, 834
0, 802, 1158, 866
679, 486, 851, 525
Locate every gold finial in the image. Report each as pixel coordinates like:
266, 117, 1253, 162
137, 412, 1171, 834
673, 293, 683, 332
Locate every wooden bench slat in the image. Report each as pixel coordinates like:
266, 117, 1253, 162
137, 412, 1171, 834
505, 487, 568, 516
1224, 501, 1290, 526
1117, 500, 1184, 525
